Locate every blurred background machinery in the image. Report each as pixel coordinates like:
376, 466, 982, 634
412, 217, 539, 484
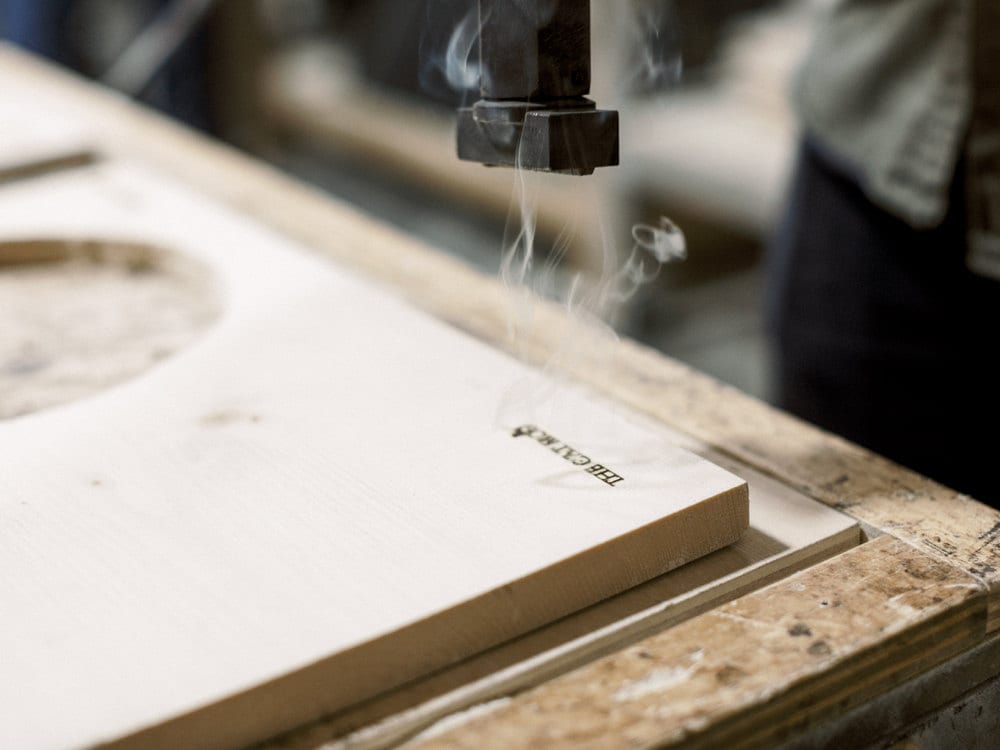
0, 0, 832, 401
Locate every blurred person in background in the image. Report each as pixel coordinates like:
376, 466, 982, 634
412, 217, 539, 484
768, 0, 1000, 506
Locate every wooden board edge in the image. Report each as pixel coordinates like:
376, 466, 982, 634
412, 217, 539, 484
84, 481, 746, 749
0, 150, 98, 184
259, 522, 860, 750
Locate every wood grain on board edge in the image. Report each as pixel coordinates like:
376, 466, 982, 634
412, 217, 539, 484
3, 43, 998, 627
405, 536, 987, 750
256, 526, 858, 750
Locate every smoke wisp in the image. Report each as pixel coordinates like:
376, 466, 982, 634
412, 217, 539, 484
418, 3, 483, 104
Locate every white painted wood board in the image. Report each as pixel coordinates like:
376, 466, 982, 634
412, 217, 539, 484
0, 165, 747, 750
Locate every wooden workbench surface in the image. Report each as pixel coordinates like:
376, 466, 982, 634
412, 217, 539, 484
2, 46, 999, 749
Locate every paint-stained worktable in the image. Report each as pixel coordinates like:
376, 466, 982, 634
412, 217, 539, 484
2, 45, 999, 749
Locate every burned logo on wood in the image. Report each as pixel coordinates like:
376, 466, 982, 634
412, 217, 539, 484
512, 425, 625, 487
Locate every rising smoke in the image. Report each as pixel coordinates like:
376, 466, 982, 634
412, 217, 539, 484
494, 2, 688, 331
418, 2, 482, 105
426, 1, 687, 427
